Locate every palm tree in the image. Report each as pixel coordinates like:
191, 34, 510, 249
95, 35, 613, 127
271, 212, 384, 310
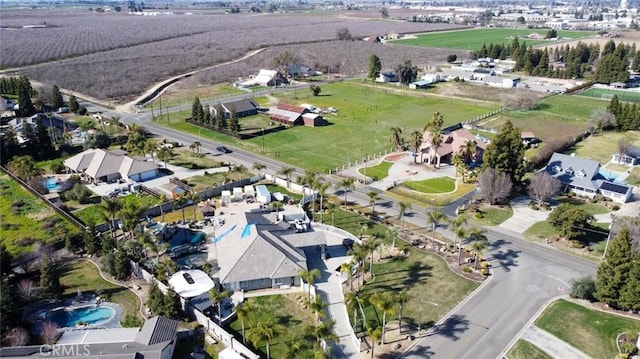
193, 141, 202, 155
173, 195, 189, 223
449, 214, 467, 252
456, 226, 468, 265
398, 201, 411, 233
277, 166, 295, 188
99, 198, 122, 240
425, 209, 445, 245
283, 336, 303, 358
367, 191, 380, 218
409, 131, 423, 164
469, 228, 489, 270
299, 170, 318, 217
367, 325, 382, 359
348, 244, 367, 289
390, 126, 403, 151
316, 181, 329, 224
314, 319, 338, 343
460, 139, 477, 163
370, 292, 395, 344
248, 321, 282, 359
235, 302, 252, 343
109, 116, 122, 138
388, 227, 400, 248
395, 290, 409, 334
340, 261, 354, 291
208, 287, 229, 324
157, 195, 168, 222
252, 162, 266, 174
306, 296, 327, 326
365, 235, 382, 276
189, 142, 197, 155
344, 291, 360, 331
145, 141, 158, 162
326, 202, 338, 226
157, 146, 174, 169
298, 268, 321, 300
451, 153, 464, 177
188, 192, 200, 220
339, 177, 355, 208
120, 202, 146, 241
7, 155, 43, 181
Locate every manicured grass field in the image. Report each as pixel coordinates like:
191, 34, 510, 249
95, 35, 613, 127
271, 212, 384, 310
467, 205, 514, 226
0, 175, 78, 255
358, 160, 393, 180
557, 198, 610, 215
389, 180, 475, 207
59, 260, 143, 325
535, 299, 640, 359
524, 221, 557, 241
577, 87, 640, 103
507, 339, 553, 359
393, 28, 594, 49
571, 131, 640, 164
228, 294, 317, 359
402, 177, 456, 193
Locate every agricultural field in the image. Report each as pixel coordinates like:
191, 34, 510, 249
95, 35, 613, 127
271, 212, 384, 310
0, 175, 78, 255
393, 28, 595, 50
577, 87, 640, 103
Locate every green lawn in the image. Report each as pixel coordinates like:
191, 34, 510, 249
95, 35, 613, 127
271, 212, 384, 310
467, 205, 514, 226
157, 82, 498, 173
393, 28, 594, 49
524, 221, 557, 241
228, 295, 317, 359
626, 167, 640, 186
557, 198, 610, 215
402, 177, 456, 194
577, 87, 640, 103
389, 180, 476, 207
358, 160, 393, 180
0, 175, 78, 255
535, 299, 640, 359
59, 260, 143, 325
168, 147, 224, 169
144, 83, 245, 109
507, 339, 553, 359
571, 131, 640, 164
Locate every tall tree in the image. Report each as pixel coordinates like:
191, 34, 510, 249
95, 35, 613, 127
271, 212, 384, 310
370, 292, 395, 344
477, 168, 513, 205
298, 268, 321, 300
425, 209, 445, 244
208, 287, 230, 324
409, 131, 422, 164
469, 228, 489, 270
68, 95, 79, 113
99, 198, 122, 239
395, 60, 418, 85
596, 228, 633, 309
7, 155, 43, 181
16, 80, 35, 117
398, 201, 411, 233
368, 54, 382, 80
277, 167, 295, 188
235, 302, 252, 343
40, 257, 62, 299
339, 177, 355, 208
390, 127, 403, 151
528, 172, 562, 206
548, 203, 594, 240
367, 191, 380, 218
52, 85, 64, 109
620, 249, 640, 311
482, 120, 526, 184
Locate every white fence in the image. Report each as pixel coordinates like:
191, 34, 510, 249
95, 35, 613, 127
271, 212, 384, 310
130, 261, 259, 359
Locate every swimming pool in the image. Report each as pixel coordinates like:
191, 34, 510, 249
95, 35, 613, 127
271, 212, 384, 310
212, 225, 237, 243
173, 251, 208, 269
598, 170, 625, 183
169, 228, 206, 248
49, 306, 116, 328
241, 224, 254, 238
43, 177, 61, 191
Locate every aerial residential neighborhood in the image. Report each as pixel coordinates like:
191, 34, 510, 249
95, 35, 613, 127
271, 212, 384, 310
1, 1, 639, 359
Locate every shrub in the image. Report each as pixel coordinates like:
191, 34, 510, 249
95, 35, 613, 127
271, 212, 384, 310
612, 204, 620, 211
474, 212, 484, 219
446, 54, 457, 63
570, 240, 585, 248
530, 203, 539, 210
462, 266, 472, 273
569, 276, 596, 301
481, 261, 489, 268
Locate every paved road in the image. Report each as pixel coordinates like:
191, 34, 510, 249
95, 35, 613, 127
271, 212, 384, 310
79, 97, 599, 359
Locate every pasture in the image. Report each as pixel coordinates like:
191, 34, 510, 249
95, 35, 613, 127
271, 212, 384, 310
393, 28, 594, 49
577, 87, 640, 103
570, 130, 640, 164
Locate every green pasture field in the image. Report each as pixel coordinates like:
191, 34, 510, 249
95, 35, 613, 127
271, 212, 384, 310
393, 28, 594, 49
144, 83, 244, 109
577, 87, 640, 103
159, 82, 498, 173
571, 130, 640, 164
536, 299, 640, 359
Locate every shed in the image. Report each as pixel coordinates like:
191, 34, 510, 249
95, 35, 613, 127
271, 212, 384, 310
255, 185, 271, 204
219, 348, 245, 359
302, 113, 326, 127
244, 185, 256, 198
409, 80, 430, 89
221, 190, 232, 205
233, 187, 243, 201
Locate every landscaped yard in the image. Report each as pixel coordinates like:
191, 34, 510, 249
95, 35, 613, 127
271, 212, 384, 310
402, 177, 456, 194
74, 194, 162, 225
393, 28, 594, 49
535, 299, 640, 359
156, 82, 498, 173
228, 294, 317, 359
358, 160, 393, 181
570, 130, 640, 164
467, 205, 514, 226
168, 147, 224, 170
59, 260, 143, 325
556, 197, 610, 215
389, 180, 475, 207
0, 175, 78, 255
507, 339, 552, 359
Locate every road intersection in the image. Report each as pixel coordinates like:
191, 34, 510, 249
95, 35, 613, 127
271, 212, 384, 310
79, 96, 598, 359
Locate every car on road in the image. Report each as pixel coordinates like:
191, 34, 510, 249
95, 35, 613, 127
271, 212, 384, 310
216, 146, 232, 153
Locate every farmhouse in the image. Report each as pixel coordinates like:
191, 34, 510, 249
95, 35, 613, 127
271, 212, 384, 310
267, 103, 325, 127
420, 125, 487, 167
64, 148, 160, 184
220, 99, 259, 118
545, 153, 632, 203
252, 69, 286, 87
285, 64, 314, 78
0, 316, 178, 359
376, 70, 399, 83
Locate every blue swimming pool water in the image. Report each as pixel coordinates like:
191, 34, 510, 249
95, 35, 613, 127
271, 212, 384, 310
241, 224, 253, 238
212, 225, 236, 243
43, 177, 60, 191
49, 306, 116, 327
169, 228, 206, 248
598, 170, 625, 183
173, 251, 208, 268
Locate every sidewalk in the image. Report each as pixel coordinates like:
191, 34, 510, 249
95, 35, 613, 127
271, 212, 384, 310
499, 196, 549, 234
520, 325, 590, 359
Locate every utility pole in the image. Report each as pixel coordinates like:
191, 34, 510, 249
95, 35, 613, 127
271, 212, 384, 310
262, 127, 265, 154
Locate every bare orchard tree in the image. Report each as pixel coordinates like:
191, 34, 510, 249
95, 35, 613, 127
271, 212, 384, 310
587, 110, 615, 134
476, 168, 513, 205
528, 172, 562, 206
5, 327, 30, 347
503, 89, 539, 110
617, 136, 633, 165
17, 279, 37, 301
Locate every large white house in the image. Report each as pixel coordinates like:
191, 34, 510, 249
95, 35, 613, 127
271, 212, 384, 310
64, 148, 160, 184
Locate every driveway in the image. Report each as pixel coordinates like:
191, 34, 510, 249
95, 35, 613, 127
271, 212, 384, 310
499, 196, 549, 234
520, 325, 590, 359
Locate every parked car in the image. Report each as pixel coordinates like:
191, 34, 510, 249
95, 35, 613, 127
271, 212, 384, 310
216, 146, 232, 153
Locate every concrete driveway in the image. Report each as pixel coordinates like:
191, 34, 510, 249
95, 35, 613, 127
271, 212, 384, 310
499, 196, 550, 234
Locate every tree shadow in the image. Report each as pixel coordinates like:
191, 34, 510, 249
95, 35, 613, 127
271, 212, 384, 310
487, 238, 510, 250
429, 314, 470, 341
403, 261, 433, 287
486, 248, 521, 271
400, 344, 435, 358
378, 200, 394, 209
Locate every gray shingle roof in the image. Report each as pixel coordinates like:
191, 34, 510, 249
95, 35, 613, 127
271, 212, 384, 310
222, 99, 258, 114
545, 153, 601, 191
